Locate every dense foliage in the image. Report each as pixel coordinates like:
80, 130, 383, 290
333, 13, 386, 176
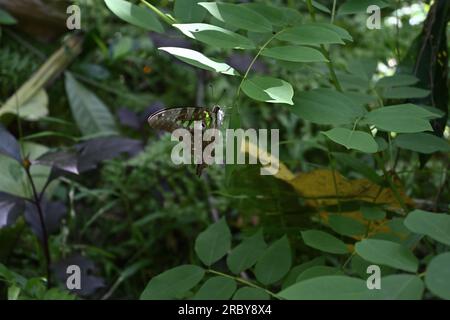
0, 0, 449, 300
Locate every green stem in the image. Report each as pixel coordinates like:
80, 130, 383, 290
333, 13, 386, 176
140, 0, 177, 25
207, 269, 282, 300
331, 0, 337, 23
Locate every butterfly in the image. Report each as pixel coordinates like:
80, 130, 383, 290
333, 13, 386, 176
147, 106, 224, 176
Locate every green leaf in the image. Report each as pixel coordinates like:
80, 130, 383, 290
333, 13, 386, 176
304, 22, 353, 42
362, 104, 438, 133
159, 47, 237, 75
65, 72, 118, 136
279, 276, 369, 300
232, 287, 270, 300
381, 87, 430, 99
294, 89, 366, 125
395, 133, 450, 154
355, 239, 418, 272
425, 252, 450, 300
339, 0, 389, 15
104, 0, 164, 33
310, 0, 331, 14
0, 9, 17, 25
241, 76, 294, 105
282, 257, 325, 289
361, 206, 386, 221
0, 90, 48, 121
301, 230, 349, 254
174, 0, 206, 22
140, 265, 205, 300
0, 143, 50, 198
195, 217, 231, 266
376, 74, 419, 88
404, 210, 450, 246
193, 276, 236, 300
296, 266, 343, 282
332, 153, 383, 185
261, 46, 328, 63
328, 215, 366, 237
173, 23, 255, 49
226, 230, 266, 274
240, 3, 287, 27
323, 128, 378, 154
277, 25, 344, 45
199, 2, 272, 33
254, 236, 292, 285
375, 275, 424, 300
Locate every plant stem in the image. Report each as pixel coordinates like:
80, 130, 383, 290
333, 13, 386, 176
140, 0, 177, 25
207, 269, 282, 300
235, 29, 287, 99
25, 167, 52, 288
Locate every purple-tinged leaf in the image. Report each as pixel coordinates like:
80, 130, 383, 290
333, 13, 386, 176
24, 200, 67, 241
33, 151, 79, 175
52, 255, 105, 296
117, 108, 140, 129
0, 192, 24, 229
0, 125, 21, 163
76, 136, 143, 172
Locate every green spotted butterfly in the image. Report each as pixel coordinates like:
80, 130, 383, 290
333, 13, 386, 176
147, 106, 224, 176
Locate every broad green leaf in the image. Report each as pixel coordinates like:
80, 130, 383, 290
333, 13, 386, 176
395, 133, 450, 154
226, 230, 266, 274
425, 253, 450, 300
301, 230, 349, 254
282, 257, 325, 289
173, 23, 255, 49
376, 74, 419, 88
337, 73, 370, 91
195, 217, 231, 266
279, 276, 369, 300
339, 0, 389, 15
296, 266, 343, 282
232, 287, 270, 300
16, 90, 49, 122
240, 3, 287, 26
294, 89, 366, 125
343, 92, 377, 105
261, 46, 328, 63
361, 206, 386, 221
174, 0, 206, 22
351, 254, 394, 279
0, 143, 50, 198
0, 9, 17, 25
0, 89, 48, 121
193, 276, 236, 300
277, 25, 344, 45
375, 275, 424, 300
140, 265, 204, 300
104, 0, 164, 33
347, 58, 378, 80
159, 47, 237, 75
381, 87, 430, 99
328, 215, 366, 237
304, 22, 353, 42
404, 210, 450, 246
64, 72, 117, 136
362, 104, 438, 133
199, 2, 272, 33
254, 236, 292, 285
241, 76, 294, 105
332, 153, 383, 185
355, 239, 418, 273
323, 128, 378, 154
